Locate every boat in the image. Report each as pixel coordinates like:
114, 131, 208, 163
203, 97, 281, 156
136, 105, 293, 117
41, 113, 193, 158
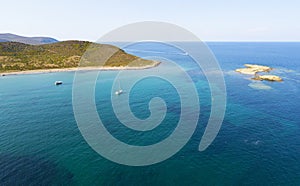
115, 80, 123, 95
55, 81, 63, 85
115, 89, 123, 95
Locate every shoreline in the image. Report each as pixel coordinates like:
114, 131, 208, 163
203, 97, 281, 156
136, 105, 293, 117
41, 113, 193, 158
0, 61, 160, 76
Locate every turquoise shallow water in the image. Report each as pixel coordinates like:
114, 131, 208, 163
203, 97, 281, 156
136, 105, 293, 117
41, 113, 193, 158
0, 42, 300, 185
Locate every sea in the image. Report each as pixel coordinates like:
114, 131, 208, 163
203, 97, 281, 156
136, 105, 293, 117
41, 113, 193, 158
0, 42, 300, 185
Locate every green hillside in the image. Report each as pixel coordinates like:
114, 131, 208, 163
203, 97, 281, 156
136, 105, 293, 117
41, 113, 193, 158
0, 41, 156, 72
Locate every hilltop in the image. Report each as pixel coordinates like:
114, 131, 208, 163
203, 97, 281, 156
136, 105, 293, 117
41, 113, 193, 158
0, 33, 58, 45
0, 41, 158, 73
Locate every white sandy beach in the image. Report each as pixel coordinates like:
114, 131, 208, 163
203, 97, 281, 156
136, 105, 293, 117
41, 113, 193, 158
0, 61, 160, 76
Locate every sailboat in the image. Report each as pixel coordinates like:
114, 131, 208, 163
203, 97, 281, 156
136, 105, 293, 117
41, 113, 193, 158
115, 80, 123, 95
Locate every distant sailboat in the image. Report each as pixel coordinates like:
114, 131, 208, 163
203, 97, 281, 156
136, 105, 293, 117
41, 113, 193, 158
115, 80, 123, 95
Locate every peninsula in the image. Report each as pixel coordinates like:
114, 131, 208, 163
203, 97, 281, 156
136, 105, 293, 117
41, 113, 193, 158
0, 40, 159, 75
235, 64, 282, 82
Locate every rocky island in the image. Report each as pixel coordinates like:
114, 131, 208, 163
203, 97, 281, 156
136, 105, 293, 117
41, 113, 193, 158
235, 64, 272, 75
235, 64, 282, 82
252, 75, 283, 82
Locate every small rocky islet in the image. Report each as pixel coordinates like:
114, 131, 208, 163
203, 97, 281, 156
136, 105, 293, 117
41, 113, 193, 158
235, 64, 283, 82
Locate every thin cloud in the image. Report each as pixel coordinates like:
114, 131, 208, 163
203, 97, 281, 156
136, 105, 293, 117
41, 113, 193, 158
247, 26, 269, 33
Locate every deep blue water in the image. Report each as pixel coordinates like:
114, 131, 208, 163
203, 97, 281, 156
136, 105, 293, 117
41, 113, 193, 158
0, 42, 300, 185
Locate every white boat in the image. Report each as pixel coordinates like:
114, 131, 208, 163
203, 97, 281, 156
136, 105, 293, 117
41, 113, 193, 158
115, 80, 123, 95
55, 81, 63, 85
115, 89, 123, 95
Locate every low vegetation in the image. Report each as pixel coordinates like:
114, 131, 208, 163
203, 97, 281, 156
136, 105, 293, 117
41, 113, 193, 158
0, 41, 155, 72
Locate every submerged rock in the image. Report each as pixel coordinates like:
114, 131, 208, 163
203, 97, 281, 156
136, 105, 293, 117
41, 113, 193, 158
248, 82, 272, 90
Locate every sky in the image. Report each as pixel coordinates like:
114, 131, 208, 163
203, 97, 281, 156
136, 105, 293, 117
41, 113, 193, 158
1, 0, 300, 41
